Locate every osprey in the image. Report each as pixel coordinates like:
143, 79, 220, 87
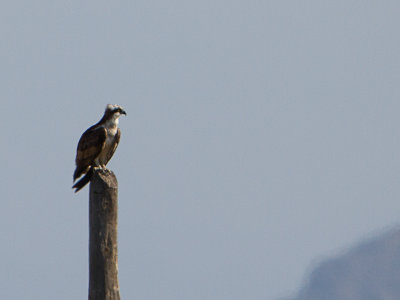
73, 104, 126, 192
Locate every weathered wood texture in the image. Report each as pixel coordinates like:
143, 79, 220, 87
89, 169, 121, 300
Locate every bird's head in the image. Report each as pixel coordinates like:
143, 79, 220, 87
105, 104, 127, 118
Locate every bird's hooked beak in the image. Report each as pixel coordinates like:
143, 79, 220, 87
120, 108, 127, 116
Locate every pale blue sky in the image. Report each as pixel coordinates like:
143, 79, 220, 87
2, 1, 400, 299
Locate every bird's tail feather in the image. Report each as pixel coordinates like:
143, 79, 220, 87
72, 167, 94, 193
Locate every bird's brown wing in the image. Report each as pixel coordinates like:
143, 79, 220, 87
105, 128, 121, 166
73, 126, 107, 180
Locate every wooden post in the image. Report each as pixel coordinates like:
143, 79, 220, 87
89, 169, 121, 300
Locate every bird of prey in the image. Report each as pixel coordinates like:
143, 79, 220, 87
73, 104, 126, 192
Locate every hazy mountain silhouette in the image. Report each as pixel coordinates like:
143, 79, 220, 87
286, 228, 400, 300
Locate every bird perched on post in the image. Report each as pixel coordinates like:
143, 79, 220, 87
73, 104, 126, 192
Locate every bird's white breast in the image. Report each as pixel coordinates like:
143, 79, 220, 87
97, 118, 119, 166
106, 125, 118, 141
104, 117, 119, 141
